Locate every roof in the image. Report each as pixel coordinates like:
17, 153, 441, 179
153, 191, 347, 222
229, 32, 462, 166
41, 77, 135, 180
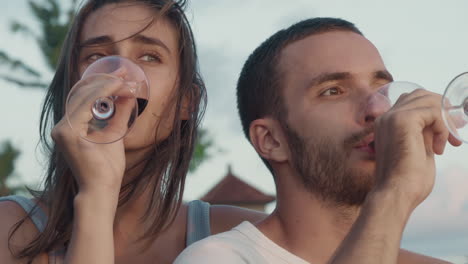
200, 166, 276, 204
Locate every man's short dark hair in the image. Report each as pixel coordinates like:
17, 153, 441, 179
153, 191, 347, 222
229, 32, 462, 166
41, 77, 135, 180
236, 17, 363, 174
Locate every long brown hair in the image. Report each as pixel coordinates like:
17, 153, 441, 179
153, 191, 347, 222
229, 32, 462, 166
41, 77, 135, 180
9, 0, 206, 261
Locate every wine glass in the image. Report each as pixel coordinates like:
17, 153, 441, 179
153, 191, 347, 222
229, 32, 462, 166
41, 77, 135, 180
372, 77, 468, 144
370, 81, 424, 110
65, 56, 150, 144
441, 72, 468, 144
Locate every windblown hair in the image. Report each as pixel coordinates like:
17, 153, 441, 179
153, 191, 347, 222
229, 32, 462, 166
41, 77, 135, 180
9, 0, 206, 262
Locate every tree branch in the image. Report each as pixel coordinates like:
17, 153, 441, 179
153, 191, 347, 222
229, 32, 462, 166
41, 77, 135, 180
0, 50, 42, 78
0, 74, 48, 89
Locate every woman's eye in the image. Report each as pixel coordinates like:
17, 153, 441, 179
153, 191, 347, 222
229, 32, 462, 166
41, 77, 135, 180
140, 54, 161, 63
321, 87, 342, 96
86, 53, 105, 62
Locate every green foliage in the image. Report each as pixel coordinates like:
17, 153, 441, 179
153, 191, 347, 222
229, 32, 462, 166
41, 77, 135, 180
0, 141, 20, 196
0, 50, 42, 77
27, 0, 76, 69
189, 128, 215, 173
0, 0, 76, 88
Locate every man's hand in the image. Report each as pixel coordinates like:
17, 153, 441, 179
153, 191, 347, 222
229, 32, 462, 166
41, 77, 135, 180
328, 89, 462, 264
373, 89, 462, 213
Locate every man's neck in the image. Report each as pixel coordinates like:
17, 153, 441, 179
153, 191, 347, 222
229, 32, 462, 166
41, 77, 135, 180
256, 171, 361, 263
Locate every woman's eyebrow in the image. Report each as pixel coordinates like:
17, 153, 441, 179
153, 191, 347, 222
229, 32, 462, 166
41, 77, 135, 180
80, 34, 171, 56
80, 35, 113, 47
131, 34, 171, 54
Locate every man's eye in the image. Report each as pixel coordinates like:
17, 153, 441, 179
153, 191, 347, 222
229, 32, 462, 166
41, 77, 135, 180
321, 87, 342, 96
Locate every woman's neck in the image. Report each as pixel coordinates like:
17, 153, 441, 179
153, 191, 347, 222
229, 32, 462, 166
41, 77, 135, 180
114, 146, 158, 235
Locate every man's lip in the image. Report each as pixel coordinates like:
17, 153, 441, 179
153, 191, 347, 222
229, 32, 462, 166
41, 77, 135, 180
353, 134, 375, 148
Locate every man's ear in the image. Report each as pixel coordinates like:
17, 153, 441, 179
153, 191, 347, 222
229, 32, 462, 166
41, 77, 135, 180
249, 118, 288, 163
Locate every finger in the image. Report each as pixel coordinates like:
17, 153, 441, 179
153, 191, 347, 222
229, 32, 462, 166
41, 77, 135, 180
444, 106, 468, 129
404, 106, 450, 155
106, 95, 136, 132
86, 98, 135, 143
432, 130, 448, 155
87, 75, 135, 99
393, 92, 442, 111
392, 88, 427, 106
68, 77, 135, 119
85, 82, 138, 142
109, 66, 127, 79
422, 127, 436, 156
440, 98, 466, 146
67, 76, 123, 112
448, 132, 463, 147
67, 84, 135, 137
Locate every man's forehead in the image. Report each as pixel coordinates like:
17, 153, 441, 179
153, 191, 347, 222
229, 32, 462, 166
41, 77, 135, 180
278, 30, 385, 78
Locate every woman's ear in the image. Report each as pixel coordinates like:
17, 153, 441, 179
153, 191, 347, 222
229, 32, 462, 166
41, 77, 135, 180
180, 95, 190, 120
179, 84, 200, 121
249, 118, 289, 163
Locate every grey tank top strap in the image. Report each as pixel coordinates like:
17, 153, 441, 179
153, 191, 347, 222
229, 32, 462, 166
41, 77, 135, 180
0, 195, 62, 264
186, 200, 211, 247
0, 195, 48, 232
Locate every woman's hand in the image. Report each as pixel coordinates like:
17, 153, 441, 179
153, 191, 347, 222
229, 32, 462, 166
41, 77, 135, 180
51, 67, 136, 196
53, 68, 138, 264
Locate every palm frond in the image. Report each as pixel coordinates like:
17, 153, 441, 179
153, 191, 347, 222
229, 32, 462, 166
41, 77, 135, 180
0, 50, 42, 78
0, 74, 48, 88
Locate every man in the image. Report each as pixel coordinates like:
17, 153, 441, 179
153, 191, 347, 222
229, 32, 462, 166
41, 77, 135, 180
175, 17, 461, 263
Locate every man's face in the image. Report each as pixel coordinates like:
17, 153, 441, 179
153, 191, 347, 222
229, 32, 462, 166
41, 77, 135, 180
278, 30, 392, 206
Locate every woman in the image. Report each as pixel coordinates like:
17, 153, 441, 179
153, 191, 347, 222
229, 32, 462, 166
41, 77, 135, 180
0, 0, 264, 263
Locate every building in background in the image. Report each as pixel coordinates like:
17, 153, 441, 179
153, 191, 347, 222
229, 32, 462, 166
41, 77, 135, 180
200, 165, 275, 212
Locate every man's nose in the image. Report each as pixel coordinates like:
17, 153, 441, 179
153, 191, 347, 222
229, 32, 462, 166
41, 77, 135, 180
362, 89, 392, 123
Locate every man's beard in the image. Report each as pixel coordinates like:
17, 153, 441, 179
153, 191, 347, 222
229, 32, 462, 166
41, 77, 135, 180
284, 125, 375, 207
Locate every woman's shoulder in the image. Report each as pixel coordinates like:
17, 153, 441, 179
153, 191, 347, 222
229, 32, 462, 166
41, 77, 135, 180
0, 197, 41, 235
208, 204, 267, 235
0, 197, 48, 263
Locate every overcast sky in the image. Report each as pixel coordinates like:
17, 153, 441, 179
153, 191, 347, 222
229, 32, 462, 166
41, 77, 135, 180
1, 0, 467, 263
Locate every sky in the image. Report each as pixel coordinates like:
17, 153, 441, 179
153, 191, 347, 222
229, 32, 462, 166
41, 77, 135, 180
0, 0, 467, 263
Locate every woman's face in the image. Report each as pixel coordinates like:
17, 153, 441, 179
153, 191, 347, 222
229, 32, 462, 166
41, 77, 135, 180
78, 2, 182, 150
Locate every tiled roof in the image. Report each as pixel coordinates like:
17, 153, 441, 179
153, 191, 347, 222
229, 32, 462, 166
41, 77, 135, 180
200, 166, 276, 204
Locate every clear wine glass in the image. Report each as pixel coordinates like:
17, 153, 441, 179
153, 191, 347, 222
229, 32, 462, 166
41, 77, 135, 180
372, 77, 468, 144
371, 81, 424, 109
441, 72, 468, 143
65, 56, 150, 144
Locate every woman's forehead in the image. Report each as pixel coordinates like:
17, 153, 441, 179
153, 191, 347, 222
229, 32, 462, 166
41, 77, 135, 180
81, 3, 178, 50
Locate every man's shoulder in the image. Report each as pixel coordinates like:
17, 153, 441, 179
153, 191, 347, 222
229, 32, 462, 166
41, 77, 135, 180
175, 229, 249, 264
191, 227, 248, 248
399, 249, 452, 264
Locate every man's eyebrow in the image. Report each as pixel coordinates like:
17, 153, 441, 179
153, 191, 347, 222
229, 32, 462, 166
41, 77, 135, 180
305, 70, 394, 90
374, 70, 394, 82
80, 36, 113, 47
131, 34, 171, 54
306, 72, 353, 89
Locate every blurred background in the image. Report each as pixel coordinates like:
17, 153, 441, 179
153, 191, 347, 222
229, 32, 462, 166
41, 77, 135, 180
0, 0, 467, 263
